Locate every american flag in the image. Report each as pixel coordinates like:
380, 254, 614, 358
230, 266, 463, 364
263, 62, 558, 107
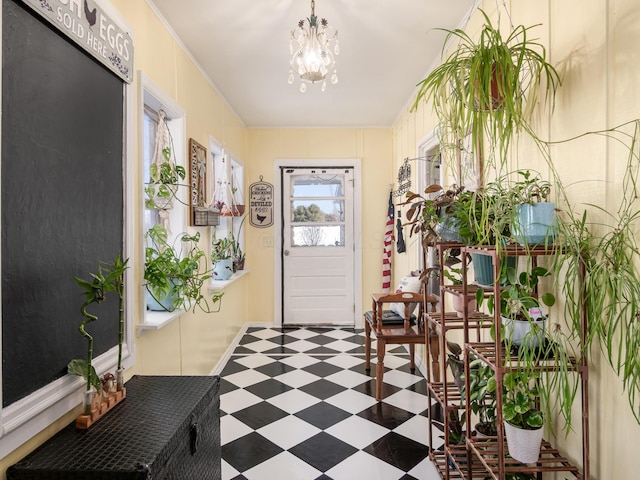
382, 191, 394, 292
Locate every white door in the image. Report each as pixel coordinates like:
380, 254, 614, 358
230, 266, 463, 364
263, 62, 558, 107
282, 167, 355, 326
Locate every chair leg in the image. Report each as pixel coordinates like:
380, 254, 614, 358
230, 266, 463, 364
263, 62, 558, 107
409, 344, 416, 372
429, 333, 440, 383
364, 320, 371, 371
376, 338, 386, 401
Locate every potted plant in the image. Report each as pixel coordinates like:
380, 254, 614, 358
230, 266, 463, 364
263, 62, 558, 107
144, 147, 186, 210
211, 235, 234, 280
502, 370, 544, 464
411, 9, 560, 176
478, 266, 555, 347
509, 170, 557, 246
230, 214, 247, 272
67, 255, 128, 413
230, 238, 245, 272
145, 224, 223, 312
403, 184, 465, 248
443, 265, 476, 317
464, 358, 497, 437
445, 340, 465, 389
450, 182, 514, 285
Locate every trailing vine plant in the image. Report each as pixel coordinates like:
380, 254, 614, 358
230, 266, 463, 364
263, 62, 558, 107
548, 120, 640, 423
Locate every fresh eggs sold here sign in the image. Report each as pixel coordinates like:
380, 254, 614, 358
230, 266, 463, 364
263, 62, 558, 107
22, 0, 133, 83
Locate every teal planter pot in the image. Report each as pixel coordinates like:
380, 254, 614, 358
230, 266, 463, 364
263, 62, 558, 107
513, 202, 557, 246
213, 259, 233, 281
146, 281, 180, 312
436, 214, 463, 243
471, 253, 516, 286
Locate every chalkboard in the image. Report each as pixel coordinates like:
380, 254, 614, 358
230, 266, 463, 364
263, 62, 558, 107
2, 0, 124, 407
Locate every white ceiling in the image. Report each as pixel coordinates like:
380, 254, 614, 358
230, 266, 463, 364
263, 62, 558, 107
148, 0, 478, 128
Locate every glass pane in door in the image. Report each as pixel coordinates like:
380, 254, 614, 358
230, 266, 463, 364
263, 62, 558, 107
289, 173, 345, 247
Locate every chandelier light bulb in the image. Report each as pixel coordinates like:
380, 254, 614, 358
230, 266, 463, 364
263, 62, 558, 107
289, 0, 339, 93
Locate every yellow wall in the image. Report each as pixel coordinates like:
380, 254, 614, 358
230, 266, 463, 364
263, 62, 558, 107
3, 0, 640, 478
246, 128, 393, 322
0, 0, 250, 475
395, 1, 640, 478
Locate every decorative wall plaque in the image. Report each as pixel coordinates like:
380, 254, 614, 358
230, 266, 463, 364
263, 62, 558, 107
189, 138, 210, 226
249, 177, 273, 228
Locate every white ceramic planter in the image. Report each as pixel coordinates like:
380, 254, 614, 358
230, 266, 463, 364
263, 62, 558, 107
502, 316, 546, 347
504, 421, 543, 464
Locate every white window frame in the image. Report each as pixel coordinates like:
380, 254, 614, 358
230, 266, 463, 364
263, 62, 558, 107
0, 0, 135, 457
208, 138, 247, 290
136, 72, 188, 334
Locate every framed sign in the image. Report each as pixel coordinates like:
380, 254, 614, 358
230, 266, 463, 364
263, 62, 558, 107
189, 138, 207, 225
249, 177, 273, 227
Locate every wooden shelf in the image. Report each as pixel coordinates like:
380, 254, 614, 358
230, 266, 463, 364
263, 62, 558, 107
428, 381, 464, 408
430, 448, 489, 480
465, 342, 579, 372
426, 311, 493, 332
467, 438, 581, 479
424, 242, 588, 480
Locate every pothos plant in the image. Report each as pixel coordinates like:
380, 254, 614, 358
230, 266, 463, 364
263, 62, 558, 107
67, 254, 128, 409
145, 224, 223, 313
144, 147, 187, 210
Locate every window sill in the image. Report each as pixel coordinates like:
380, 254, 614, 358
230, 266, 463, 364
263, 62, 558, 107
209, 269, 249, 291
137, 309, 185, 336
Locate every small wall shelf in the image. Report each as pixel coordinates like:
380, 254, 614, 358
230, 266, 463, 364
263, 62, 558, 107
208, 269, 249, 291
137, 309, 184, 336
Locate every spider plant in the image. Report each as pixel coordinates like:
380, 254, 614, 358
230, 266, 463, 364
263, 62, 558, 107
411, 9, 560, 179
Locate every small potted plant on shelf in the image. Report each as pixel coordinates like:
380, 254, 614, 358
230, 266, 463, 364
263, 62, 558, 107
442, 264, 477, 317
403, 184, 465, 248
463, 358, 497, 437
230, 238, 245, 273
211, 235, 234, 281
477, 266, 555, 348
502, 370, 544, 464
445, 340, 465, 390
450, 181, 514, 285
145, 224, 223, 312
230, 214, 247, 272
508, 170, 557, 247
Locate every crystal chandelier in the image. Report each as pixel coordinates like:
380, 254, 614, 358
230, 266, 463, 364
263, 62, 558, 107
288, 0, 339, 93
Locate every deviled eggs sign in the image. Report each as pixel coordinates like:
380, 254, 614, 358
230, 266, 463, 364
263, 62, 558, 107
249, 177, 273, 228
22, 0, 133, 83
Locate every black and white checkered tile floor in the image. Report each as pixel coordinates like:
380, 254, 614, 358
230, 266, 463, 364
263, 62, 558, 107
219, 326, 443, 480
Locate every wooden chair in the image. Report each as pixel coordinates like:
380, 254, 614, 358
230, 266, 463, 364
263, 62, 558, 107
364, 290, 440, 401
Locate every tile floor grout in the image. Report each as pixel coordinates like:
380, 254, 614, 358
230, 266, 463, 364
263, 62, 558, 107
218, 327, 443, 480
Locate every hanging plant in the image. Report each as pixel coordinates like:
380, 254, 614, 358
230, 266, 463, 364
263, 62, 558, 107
411, 9, 560, 180
144, 109, 187, 211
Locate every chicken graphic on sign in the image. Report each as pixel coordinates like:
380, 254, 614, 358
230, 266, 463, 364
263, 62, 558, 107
84, 0, 97, 27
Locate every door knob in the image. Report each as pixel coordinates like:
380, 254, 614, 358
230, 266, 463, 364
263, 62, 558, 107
284, 250, 290, 256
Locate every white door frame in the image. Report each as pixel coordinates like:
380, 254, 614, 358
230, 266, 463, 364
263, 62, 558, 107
274, 159, 362, 327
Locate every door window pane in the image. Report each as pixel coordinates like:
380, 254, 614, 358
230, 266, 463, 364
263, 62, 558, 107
291, 175, 344, 198
292, 225, 344, 246
291, 200, 344, 223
